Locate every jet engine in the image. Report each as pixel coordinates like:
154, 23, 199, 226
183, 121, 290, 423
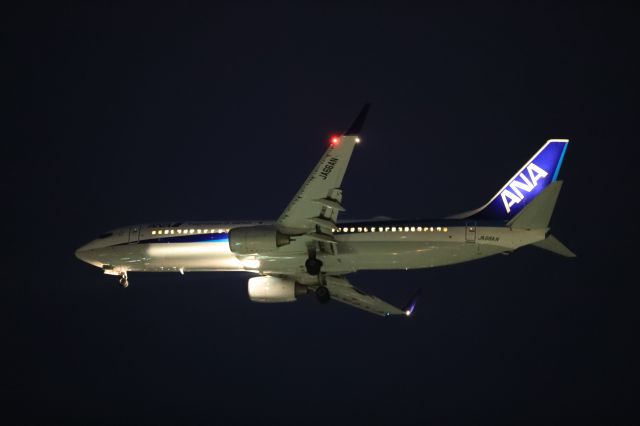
247, 276, 307, 303
228, 225, 290, 254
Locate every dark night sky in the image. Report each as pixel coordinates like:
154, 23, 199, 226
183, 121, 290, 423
5, 2, 640, 424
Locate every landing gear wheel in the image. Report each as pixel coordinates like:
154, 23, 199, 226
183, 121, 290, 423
305, 258, 323, 276
118, 272, 129, 288
315, 286, 330, 303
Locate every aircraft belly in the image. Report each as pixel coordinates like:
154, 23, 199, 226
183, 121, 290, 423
257, 237, 513, 275
325, 241, 508, 271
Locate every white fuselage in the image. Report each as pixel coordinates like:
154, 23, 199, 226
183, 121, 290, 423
75, 219, 546, 282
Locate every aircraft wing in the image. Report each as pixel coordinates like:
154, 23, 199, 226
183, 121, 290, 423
324, 276, 418, 317
276, 104, 370, 236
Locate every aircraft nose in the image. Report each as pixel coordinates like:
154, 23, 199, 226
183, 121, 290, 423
75, 243, 95, 264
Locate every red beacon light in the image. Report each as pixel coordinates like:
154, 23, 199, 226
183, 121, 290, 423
330, 136, 340, 145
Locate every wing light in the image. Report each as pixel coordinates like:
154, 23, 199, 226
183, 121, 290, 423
331, 136, 340, 145
402, 289, 422, 317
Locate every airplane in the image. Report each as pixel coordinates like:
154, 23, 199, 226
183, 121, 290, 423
75, 104, 575, 317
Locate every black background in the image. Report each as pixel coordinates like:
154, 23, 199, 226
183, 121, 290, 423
5, 2, 640, 425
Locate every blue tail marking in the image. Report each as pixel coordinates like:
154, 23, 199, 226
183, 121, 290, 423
471, 139, 569, 221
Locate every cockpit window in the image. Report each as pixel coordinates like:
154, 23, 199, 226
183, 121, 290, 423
97, 232, 113, 239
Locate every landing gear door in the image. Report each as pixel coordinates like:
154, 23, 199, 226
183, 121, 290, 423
128, 225, 141, 243
465, 221, 477, 243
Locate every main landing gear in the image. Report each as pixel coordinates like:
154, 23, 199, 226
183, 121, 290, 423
305, 248, 323, 276
305, 258, 323, 276
315, 285, 330, 303
118, 271, 129, 288
305, 247, 329, 302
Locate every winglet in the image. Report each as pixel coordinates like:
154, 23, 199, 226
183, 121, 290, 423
344, 103, 371, 135
402, 288, 422, 317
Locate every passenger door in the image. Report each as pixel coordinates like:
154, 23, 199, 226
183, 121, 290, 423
128, 225, 141, 243
465, 221, 476, 243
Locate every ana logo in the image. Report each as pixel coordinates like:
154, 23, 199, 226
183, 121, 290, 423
501, 162, 548, 213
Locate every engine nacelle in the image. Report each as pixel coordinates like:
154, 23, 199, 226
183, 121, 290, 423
228, 225, 290, 254
248, 276, 307, 303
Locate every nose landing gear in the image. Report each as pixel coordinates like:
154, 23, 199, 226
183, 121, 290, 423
118, 272, 129, 288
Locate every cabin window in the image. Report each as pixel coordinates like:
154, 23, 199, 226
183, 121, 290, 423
443, 227, 448, 232
417, 227, 422, 232
350, 227, 355, 233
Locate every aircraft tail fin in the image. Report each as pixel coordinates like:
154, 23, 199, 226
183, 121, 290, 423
454, 139, 569, 222
532, 234, 576, 258
507, 181, 563, 229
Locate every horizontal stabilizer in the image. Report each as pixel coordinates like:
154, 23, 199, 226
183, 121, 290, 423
532, 234, 576, 257
507, 181, 563, 230
324, 276, 410, 317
